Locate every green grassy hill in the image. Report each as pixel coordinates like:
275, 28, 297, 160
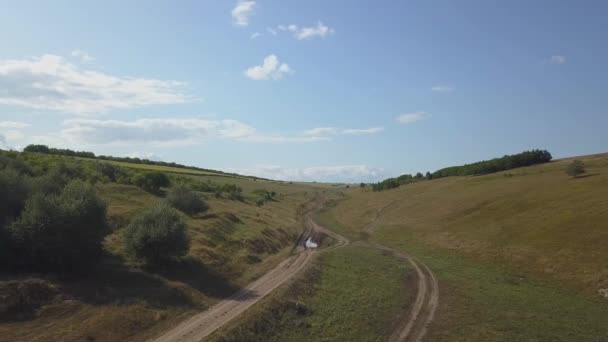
0, 151, 329, 342
315, 153, 608, 341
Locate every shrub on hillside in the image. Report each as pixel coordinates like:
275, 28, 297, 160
0, 154, 33, 176
124, 203, 190, 265
166, 185, 209, 215
95, 162, 129, 183
566, 160, 585, 178
9, 181, 108, 272
132, 172, 170, 193
0, 169, 31, 226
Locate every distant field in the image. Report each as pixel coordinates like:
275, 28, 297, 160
75, 157, 233, 177
210, 244, 413, 341
317, 153, 608, 341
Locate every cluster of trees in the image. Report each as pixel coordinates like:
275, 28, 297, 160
23, 144, 245, 179
432, 149, 552, 178
0, 151, 207, 273
0, 154, 109, 272
371, 150, 553, 192
371, 171, 430, 192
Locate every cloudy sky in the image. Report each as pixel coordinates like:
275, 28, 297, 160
1, 1, 607, 182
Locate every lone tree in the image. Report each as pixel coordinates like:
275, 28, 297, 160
566, 160, 585, 178
124, 203, 190, 265
166, 185, 209, 215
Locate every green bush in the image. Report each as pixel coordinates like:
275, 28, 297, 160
95, 162, 128, 183
132, 172, 170, 193
124, 203, 189, 265
0, 169, 31, 226
166, 185, 209, 215
9, 181, 108, 272
0, 154, 33, 175
566, 160, 585, 178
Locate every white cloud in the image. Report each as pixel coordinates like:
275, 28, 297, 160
294, 22, 334, 40
250, 32, 261, 39
61, 118, 256, 146
240, 135, 329, 143
396, 112, 430, 124
232, 1, 255, 27
303, 126, 384, 136
0, 134, 8, 150
4, 130, 24, 141
266, 27, 277, 36
57, 118, 321, 146
244, 54, 293, 80
0, 54, 190, 114
228, 164, 384, 182
52, 117, 381, 147
275, 22, 334, 40
431, 85, 453, 92
549, 55, 566, 64
342, 127, 384, 135
124, 151, 163, 161
70, 49, 95, 63
0, 121, 30, 128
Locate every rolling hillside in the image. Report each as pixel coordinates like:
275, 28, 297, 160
0, 150, 331, 341
315, 153, 608, 341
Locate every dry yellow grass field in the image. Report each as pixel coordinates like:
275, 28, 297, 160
316, 153, 608, 341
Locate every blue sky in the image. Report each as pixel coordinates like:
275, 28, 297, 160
0, 0, 606, 182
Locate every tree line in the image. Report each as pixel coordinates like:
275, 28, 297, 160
371, 150, 552, 192
23, 144, 252, 179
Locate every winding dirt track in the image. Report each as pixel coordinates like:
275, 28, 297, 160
150, 203, 437, 342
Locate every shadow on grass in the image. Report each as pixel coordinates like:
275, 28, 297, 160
148, 257, 239, 300
61, 254, 241, 309
573, 173, 600, 179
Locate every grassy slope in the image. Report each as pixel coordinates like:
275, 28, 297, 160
210, 244, 412, 342
318, 153, 608, 341
0, 156, 329, 342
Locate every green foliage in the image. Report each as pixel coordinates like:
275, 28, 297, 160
124, 203, 190, 265
566, 160, 585, 177
166, 185, 209, 215
0, 153, 34, 175
9, 181, 108, 272
433, 149, 552, 178
371, 178, 401, 192
132, 171, 170, 193
373, 150, 553, 192
253, 189, 276, 206
0, 169, 31, 226
23, 144, 50, 154
221, 183, 244, 201
95, 162, 130, 183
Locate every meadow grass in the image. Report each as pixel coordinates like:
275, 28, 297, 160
210, 244, 413, 342
316, 153, 608, 341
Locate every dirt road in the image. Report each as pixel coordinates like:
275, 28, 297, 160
150, 203, 437, 342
